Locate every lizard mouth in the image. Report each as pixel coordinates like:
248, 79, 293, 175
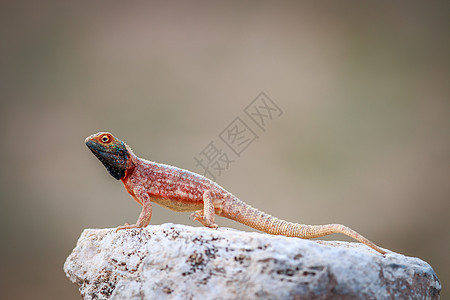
85, 139, 128, 180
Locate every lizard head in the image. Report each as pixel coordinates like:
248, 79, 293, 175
85, 132, 131, 180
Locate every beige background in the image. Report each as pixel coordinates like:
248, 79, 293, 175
0, 1, 448, 299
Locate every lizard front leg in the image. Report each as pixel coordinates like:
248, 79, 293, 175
117, 186, 152, 231
191, 190, 219, 228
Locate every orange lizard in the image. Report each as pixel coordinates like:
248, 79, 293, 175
85, 132, 386, 254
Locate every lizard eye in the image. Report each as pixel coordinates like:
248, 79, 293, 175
101, 135, 110, 143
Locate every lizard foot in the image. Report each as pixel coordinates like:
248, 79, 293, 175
191, 211, 218, 229
116, 223, 142, 231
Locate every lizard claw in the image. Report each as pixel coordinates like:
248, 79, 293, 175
190, 211, 203, 222
209, 223, 219, 229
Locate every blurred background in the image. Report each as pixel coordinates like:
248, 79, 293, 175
0, 1, 448, 299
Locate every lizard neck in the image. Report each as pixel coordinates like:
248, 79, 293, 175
121, 152, 138, 182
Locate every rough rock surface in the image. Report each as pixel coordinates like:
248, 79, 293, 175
64, 223, 440, 299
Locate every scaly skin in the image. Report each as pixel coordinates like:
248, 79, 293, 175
85, 132, 387, 255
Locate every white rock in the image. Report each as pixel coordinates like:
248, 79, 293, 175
64, 223, 441, 299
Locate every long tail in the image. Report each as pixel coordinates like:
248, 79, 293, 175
221, 198, 386, 255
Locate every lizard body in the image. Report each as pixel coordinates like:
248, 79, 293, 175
85, 132, 386, 254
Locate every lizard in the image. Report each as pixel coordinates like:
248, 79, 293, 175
85, 131, 387, 255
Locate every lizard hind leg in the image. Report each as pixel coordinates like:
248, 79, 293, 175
191, 190, 218, 228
